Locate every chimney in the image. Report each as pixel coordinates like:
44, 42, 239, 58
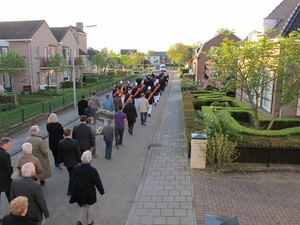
76, 22, 83, 30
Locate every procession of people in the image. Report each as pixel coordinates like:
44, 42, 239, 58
0, 69, 169, 225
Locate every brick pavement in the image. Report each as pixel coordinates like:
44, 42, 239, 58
125, 73, 196, 225
192, 169, 300, 225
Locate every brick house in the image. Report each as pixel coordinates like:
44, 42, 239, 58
0, 20, 85, 93
240, 0, 300, 118
193, 32, 241, 86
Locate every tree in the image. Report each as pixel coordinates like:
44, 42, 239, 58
91, 54, 106, 73
46, 53, 69, 73
166, 43, 190, 67
132, 52, 144, 66
145, 50, 154, 58
204, 30, 300, 130
0, 51, 26, 94
119, 55, 132, 69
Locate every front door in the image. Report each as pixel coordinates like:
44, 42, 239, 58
3, 74, 12, 92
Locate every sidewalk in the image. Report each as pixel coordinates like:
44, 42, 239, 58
125, 74, 196, 225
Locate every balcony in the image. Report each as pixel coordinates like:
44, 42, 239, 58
40, 57, 83, 68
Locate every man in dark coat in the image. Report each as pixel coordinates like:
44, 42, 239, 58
58, 128, 82, 195
72, 115, 95, 154
78, 94, 88, 116
11, 162, 49, 225
0, 137, 13, 222
123, 98, 137, 135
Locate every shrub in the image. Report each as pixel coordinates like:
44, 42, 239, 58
201, 132, 239, 172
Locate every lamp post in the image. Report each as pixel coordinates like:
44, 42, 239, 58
71, 24, 97, 108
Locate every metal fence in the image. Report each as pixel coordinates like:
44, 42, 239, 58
0, 77, 133, 132
236, 144, 300, 167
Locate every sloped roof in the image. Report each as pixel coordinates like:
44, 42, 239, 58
120, 49, 137, 55
266, 0, 300, 38
0, 20, 45, 39
79, 48, 88, 55
50, 27, 69, 42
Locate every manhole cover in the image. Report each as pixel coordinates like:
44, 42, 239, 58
150, 143, 162, 147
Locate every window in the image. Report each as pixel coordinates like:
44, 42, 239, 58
35, 72, 40, 84
34, 46, 39, 59
49, 46, 57, 55
44, 47, 49, 58
210, 46, 218, 57
0, 47, 8, 57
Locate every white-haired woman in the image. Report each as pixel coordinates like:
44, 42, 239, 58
25, 125, 52, 185
69, 150, 105, 225
16, 142, 43, 182
46, 113, 64, 168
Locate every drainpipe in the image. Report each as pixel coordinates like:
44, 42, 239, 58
27, 40, 33, 91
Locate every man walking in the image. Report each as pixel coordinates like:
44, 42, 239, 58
58, 128, 81, 195
78, 94, 88, 116
100, 119, 114, 159
11, 162, 50, 225
113, 94, 122, 112
102, 93, 114, 113
90, 92, 101, 110
25, 126, 52, 185
72, 115, 95, 154
0, 137, 13, 222
138, 93, 149, 125
113, 105, 128, 149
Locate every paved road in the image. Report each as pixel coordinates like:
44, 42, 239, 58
1, 71, 196, 225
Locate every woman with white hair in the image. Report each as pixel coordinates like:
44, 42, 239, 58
69, 150, 105, 225
25, 125, 52, 185
16, 142, 43, 182
46, 113, 64, 168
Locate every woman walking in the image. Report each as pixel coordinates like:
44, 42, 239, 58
69, 150, 105, 225
46, 113, 64, 168
122, 98, 137, 135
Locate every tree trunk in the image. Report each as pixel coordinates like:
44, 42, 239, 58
267, 108, 281, 130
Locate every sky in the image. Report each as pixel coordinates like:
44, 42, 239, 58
1, 0, 284, 54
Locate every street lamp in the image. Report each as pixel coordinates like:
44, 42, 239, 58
71, 24, 97, 108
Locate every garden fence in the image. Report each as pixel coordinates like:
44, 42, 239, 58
0, 77, 132, 132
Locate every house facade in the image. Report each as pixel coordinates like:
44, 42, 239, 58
149, 52, 170, 68
239, 0, 300, 118
193, 33, 241, 86
0, 20, 87, 93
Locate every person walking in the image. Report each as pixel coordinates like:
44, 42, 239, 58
25, 126, 52, 185
137, 93, 149, 125
113, 94, 122, 112
72, 115, 95, 155
100, 119, 114, 159
122, 98, 137, 135
145, 86, 154, 117
2, 196, 37, 225
46, 113, 64, 168
58, 128, 81, 195
87, 117, 98, 158
69, 150, 105, 225
90, 92, 101, 111
78, 94, 88, 116
10, 162, 50, 225
0, 137, 13, 222
16, 142, 43, 182
102, 93, 114, 113
113, 105, 128, 149
84, 101, 98, 126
